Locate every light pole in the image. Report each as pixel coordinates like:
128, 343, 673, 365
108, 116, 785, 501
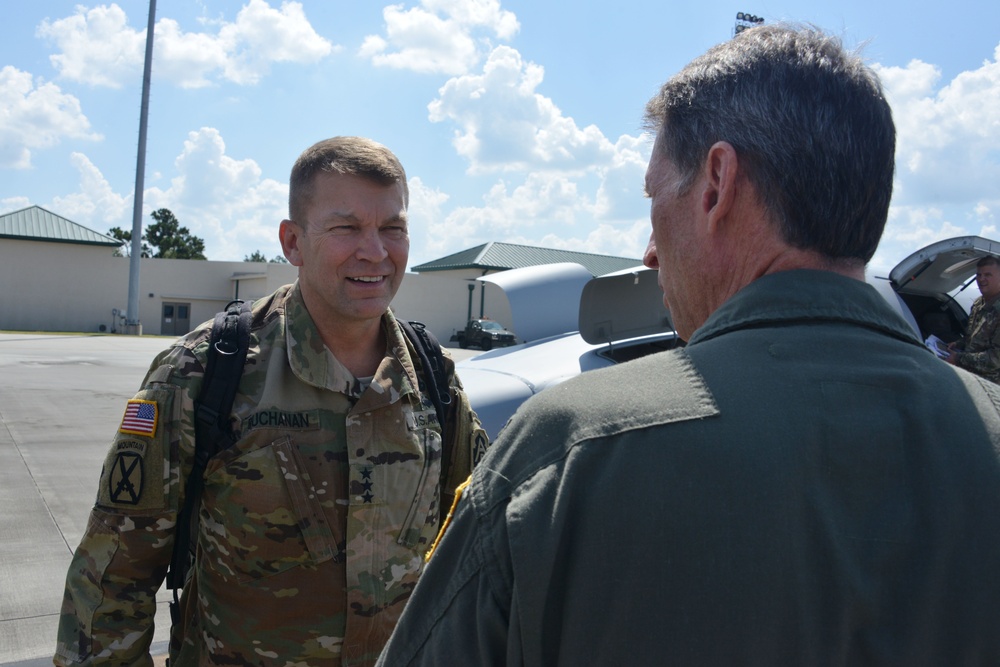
734, 11, 764, 37
125, 0, 157, 334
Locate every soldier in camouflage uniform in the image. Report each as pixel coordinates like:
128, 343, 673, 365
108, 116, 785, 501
55, 136, 488, 667
948, 255, 1000, 383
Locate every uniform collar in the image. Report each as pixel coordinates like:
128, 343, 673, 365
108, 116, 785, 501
688, 270, 923, 349
283, 281, 421, 400
980, 295, 1000, 313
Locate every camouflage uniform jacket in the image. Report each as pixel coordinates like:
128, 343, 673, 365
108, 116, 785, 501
55, 282, 488, 667
956, 295, 1000, 383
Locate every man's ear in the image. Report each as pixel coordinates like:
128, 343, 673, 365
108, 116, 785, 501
278, 219, 305, 267
701, 141, 739, 235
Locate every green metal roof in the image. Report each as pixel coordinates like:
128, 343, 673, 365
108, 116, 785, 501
411, 241, 642, 277
0, 205, 121, 247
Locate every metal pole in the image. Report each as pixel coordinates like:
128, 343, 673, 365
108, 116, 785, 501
126, 0, 156, 334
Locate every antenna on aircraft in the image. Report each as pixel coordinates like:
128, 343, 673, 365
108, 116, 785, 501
734, 12, 765, 37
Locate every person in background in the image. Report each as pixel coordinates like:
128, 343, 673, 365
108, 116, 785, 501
55, 136, 488, 667
948, 255, 1000, 382
376, 25, 1000, 666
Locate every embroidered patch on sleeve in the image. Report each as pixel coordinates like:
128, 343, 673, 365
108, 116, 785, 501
109, 451, 144, 504
120, 399, 158, 437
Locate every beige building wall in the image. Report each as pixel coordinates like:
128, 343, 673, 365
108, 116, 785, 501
1, 239, 126, 334
393, 269, 514, 343
0, 238, 515, 342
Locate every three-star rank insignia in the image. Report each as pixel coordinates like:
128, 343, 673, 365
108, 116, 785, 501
350, 465, 377, 504
360, 467, 375, 503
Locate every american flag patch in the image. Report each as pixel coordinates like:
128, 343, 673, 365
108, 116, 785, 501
120, 400, 158, 437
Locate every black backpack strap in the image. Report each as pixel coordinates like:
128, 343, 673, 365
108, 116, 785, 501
399, 320, 452, 432
167, 299, 252, 629
399, 320, 453, 476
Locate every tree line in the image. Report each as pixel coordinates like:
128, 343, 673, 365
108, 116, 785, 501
109, 208, 287, 263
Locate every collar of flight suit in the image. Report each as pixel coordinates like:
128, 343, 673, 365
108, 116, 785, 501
688, 269, 926, 351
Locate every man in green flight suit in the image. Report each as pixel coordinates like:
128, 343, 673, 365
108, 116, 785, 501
377, 25, 1000, 666
55, 136, 488, 667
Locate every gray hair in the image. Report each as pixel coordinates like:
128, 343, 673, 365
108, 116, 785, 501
644, 24, 895, 263
289, 136, 408, 224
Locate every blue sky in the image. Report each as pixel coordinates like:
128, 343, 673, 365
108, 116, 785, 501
2, 0, 999, 275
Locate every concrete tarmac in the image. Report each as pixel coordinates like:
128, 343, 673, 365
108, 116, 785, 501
0, 332, 477, 666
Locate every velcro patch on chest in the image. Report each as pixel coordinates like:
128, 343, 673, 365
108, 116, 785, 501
405, 406, 439, 431
239, 409, 320, 435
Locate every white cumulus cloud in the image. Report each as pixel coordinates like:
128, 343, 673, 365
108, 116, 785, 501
415, 46, 653, 261
0, 66, 101, 169
218, 0, 338, 86
37, 1, 336, 89
429, 46, 615, 173
872, 41, 1000, 273
360, 0, 518, 75
50, 152, 131, 225
143, 127, 288, 260
877, 44, 1000, 207
37, 4, 145, 89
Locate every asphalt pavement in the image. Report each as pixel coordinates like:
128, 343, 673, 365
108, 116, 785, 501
0, 332, 477, 666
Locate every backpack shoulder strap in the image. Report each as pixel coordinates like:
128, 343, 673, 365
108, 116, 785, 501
399, 319, 452, 428
399, 319, 453, 474
193, 300, 253, 455
167, 299, 252, 622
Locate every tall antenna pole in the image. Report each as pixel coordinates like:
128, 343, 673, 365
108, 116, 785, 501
125, 0, 156, 334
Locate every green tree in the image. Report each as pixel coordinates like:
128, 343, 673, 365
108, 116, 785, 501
245, 250, 268, 262
146, 208, 207, 259
108, 226, 151, 258
244, 250, 289, 264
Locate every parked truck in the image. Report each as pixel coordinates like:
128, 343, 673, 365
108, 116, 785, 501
451, 318, 517, 350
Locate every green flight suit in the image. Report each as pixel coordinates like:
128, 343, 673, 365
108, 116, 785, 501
378, 270, 1000, 667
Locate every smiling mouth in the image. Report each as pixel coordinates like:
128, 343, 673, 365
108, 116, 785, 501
349, 276, 385, 283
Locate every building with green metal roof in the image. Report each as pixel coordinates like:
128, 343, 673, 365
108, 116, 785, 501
0, 205, 122, 247
1, 206, 643, 338
412, 241, 641, 277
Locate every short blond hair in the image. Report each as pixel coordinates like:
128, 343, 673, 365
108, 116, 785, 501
288, 136, 408, 224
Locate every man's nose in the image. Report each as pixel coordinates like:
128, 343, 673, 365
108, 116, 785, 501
356, 228, 388, 261
642, 234, 659, 269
